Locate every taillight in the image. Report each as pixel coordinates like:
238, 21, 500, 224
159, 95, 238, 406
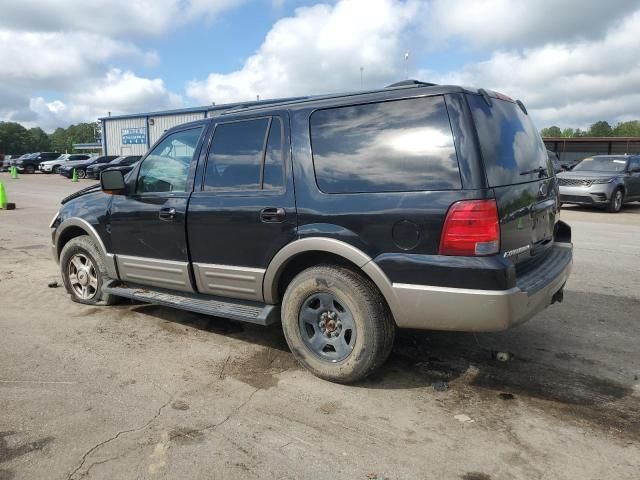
439, 199, 500, 256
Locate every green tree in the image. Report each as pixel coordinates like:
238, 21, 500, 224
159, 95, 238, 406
561, 128, 575, 138
49, 127, 69, 153
541, 126, 562, 137
0, 122, 31, 154
588, 121, 612, 137
27, 127, 51, 152
612, 120, 640, 137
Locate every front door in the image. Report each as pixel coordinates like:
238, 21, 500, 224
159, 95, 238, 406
627, 157, 640, 199
187, 114, 297, 301
109, 125, 206, 292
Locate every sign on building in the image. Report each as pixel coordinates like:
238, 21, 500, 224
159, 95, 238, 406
122, 127, 147, 145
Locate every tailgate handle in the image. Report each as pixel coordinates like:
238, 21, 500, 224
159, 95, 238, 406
159, 207, 176, 221
260, 207, 286, 223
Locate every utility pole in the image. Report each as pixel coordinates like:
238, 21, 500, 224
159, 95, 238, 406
360, 66, 364, 89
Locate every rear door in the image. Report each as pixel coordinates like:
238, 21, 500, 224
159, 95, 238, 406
187, 113, 297, 301
467, 93, 557, 265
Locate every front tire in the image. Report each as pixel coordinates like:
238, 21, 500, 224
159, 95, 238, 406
77, 169, 86, 179
281, 265, 395, 383
25, 165, 35, 174
60, 235, 119, 305
606, 188, 623, 213
52, 165, 59, 174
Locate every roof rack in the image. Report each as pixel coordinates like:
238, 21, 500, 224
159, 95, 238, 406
385, 79, 437, 88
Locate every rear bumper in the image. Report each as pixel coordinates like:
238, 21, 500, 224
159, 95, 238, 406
390, 243, 572, 332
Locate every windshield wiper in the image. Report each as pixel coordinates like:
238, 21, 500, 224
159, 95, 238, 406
520, 166, 547, 178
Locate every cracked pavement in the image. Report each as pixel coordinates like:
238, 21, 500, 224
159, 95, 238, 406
1, 174, 639, 479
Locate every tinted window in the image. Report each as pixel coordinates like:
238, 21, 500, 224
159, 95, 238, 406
263, 118, 284, 190
467, 94, 549, 186
310, 96, 460, 193
627, 157, 640, 172
136, 126, 203, 193
204, 118, 269, 191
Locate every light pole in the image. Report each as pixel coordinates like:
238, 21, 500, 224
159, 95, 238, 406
404, 52, 409, 79
360, 66, 364, 89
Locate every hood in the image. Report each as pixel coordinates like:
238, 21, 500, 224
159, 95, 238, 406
41, 158, 63, 166
60, 184, 102, 204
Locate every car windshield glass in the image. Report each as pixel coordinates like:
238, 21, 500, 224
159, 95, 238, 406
573, 157, 628, 172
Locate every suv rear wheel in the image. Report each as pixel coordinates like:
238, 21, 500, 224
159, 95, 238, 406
25, 165, 35, 174
77, 169, 86, 179
60, 235, 119, 305
281, 265, 395, 383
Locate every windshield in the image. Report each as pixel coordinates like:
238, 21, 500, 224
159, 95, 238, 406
573, 156, 628, 173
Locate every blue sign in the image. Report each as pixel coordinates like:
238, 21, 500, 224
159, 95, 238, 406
122, 127, 147, 145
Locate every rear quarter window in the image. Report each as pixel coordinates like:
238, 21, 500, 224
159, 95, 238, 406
467, 94, 549, 186
310, 96, 461, 193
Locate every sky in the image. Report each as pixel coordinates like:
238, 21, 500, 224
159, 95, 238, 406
1, 0, 640, 132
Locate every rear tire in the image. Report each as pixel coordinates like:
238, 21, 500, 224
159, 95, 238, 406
60, 235, 119, 306
77, 169, 86, 179
281, 265, 395, 383
25, 165, 35, 174
606, 188, 623, 213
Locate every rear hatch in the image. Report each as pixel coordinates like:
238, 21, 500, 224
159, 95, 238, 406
466, 92, 557, 266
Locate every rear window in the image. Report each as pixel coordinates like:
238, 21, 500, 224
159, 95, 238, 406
467, 94, 549, 187
310, 96, 461, 193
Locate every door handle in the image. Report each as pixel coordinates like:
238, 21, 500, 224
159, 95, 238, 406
159, 207, 176, 221
260, 207, 286, 223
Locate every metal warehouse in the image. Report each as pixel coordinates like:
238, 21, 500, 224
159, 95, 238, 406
99, 98, 303, 156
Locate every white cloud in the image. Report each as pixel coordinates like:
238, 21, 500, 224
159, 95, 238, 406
0, 30, 150, 89
0, 0, 245, 36
186, 0, 427, 104
427, 0, 640, 48
18, 70, 182, 131
426, 9, 640, 128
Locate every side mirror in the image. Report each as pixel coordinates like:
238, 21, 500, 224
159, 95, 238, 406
100, 169, 126, 195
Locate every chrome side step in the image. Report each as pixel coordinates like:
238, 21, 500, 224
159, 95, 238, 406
103, 280, 280, 326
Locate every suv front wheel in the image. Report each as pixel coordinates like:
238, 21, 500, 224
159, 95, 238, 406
281, 265, 395, 383
60, 235, 119, 305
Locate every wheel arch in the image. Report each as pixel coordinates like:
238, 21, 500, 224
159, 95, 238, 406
54, 218, 118, 278
263, 238, 404, 325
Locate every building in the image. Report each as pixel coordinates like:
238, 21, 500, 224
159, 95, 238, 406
99, 98, 305, 156
544, 137, 640, 164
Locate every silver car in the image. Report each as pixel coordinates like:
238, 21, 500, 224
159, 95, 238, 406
558, 155, 640, 212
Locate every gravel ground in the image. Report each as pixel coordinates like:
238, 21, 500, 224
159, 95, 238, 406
1, 173, 639, 480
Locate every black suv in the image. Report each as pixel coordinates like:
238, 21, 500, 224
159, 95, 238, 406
15, 152, 61, 173
50, 82, 573, 383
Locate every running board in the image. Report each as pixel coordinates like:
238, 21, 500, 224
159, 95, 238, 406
103, 280, 280, 326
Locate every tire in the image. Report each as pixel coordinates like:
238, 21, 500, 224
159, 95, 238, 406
606, 188, 624, 213
59, 235, 119, 306
77, 169, 86, 179
52, 165, 59, 174
25, 165, 35, 174
281, 265, 395, 383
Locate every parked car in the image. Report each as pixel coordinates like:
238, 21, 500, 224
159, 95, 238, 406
15, 152, 62, 173
58, 155, 117, 179
558, 155, 640, 212
1, 154, 13, 172
86, 156, 141, 179
40, 154, 91, 174
50, 82, 572, 383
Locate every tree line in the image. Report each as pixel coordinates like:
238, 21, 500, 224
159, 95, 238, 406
0, 121, 99, 155
541, 120, 640, 138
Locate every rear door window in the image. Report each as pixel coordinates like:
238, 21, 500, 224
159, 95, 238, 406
310, 96, 460, 193
467, 94, 549, 186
